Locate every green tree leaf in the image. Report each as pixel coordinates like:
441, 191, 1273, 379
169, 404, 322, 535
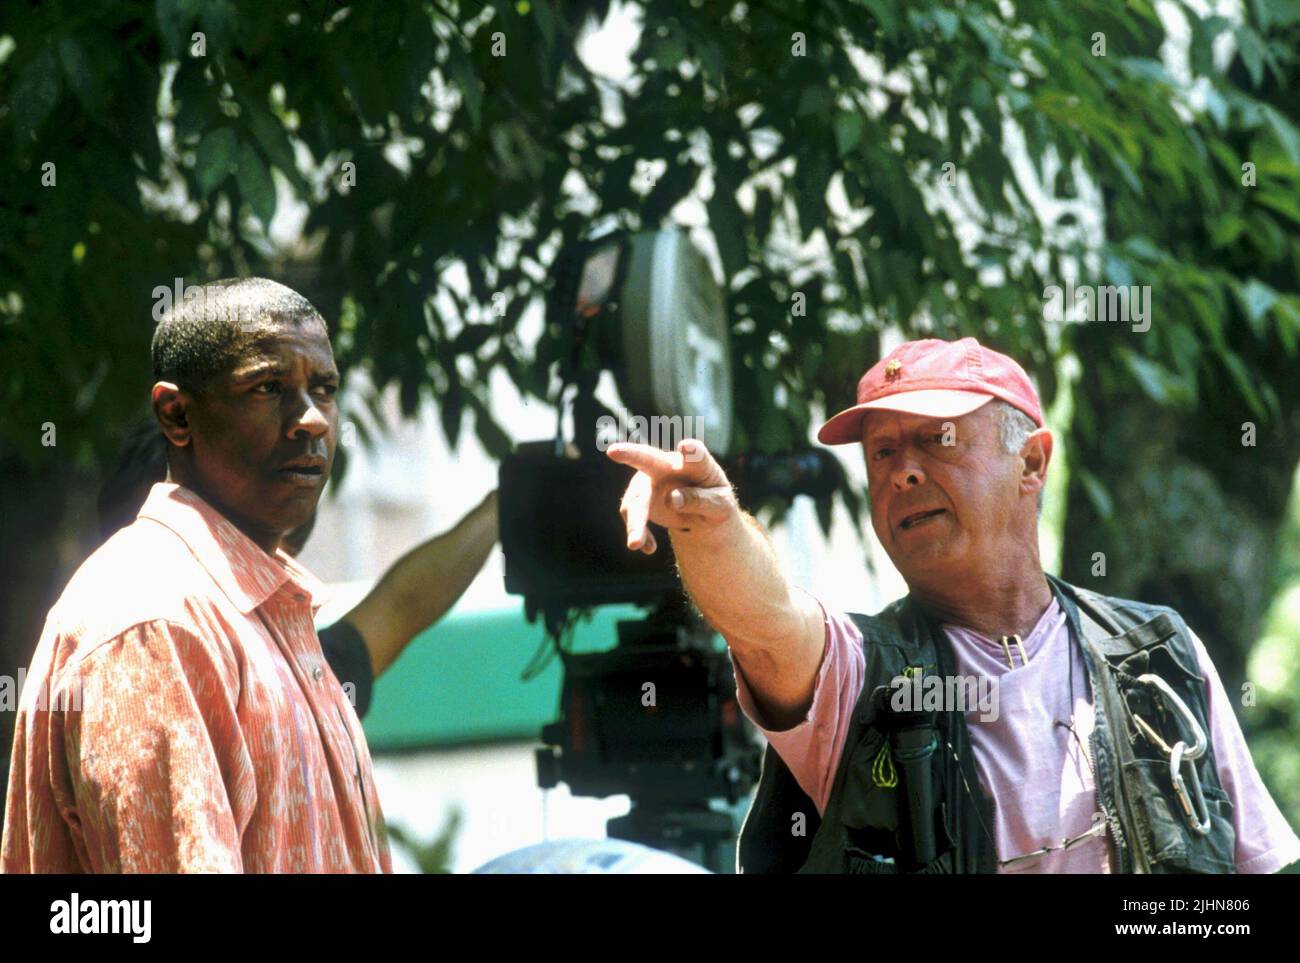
195, 127, 238, 198
235, 142, 276, 228
834, 111, 865, 157
11, 47, 63, 137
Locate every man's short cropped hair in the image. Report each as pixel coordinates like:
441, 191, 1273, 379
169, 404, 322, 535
151, 277, 325, 396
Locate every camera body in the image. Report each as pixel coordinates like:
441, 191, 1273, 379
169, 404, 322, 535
500, 441, 680, 619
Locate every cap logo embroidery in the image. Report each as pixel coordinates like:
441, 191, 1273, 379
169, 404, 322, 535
884, 359, 902, 380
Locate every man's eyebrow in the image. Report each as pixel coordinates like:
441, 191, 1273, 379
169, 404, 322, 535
232, 362, 340, 384
232, 361, 290, 383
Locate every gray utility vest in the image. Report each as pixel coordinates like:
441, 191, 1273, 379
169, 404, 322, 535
737, 574, 1237, 874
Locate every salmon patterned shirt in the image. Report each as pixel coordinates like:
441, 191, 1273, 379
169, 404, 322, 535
2, 482, 392, 873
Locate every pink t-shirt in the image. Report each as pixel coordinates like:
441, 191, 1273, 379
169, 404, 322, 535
733, 593, 1300, 874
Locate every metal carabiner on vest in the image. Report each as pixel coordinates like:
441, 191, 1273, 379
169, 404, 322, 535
1133, 673, 1208, 759
1169, 740, 1213, 836
1134, 674, 1212, 836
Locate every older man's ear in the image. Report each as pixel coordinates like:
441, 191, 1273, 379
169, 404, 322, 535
1019, 429, 1054, 501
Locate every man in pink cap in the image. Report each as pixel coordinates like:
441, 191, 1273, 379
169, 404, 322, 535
606, 336, 1300, 874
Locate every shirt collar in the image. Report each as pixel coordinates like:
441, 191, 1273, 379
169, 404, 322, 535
941, 594, 1064, 653
137, 482, 328, 615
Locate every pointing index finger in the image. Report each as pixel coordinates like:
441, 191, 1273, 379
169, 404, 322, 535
605, 442, 684, 477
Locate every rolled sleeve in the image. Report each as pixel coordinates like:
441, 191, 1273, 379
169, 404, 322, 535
732, 590, 865, 817
57, 620, 253, 873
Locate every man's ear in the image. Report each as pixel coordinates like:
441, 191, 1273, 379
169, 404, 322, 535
1020, 428, 1053, 498
152, 381, 194, 448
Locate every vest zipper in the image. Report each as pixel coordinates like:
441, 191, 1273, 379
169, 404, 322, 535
1088, 725, 1126, 871
1066, 586, 1133, 874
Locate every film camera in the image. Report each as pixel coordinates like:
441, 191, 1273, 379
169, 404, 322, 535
499, 228, 843, 871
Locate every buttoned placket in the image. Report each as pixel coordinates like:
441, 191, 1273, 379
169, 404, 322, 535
290, 589, 382, 872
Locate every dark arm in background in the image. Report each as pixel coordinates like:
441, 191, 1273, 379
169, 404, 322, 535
319, 620, 376, 718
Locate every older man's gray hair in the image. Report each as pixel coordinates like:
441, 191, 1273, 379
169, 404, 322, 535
993, 401, 1045, 517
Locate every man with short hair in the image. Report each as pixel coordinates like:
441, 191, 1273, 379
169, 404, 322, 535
3, 278, 388, 872
607, 336, 1300, 873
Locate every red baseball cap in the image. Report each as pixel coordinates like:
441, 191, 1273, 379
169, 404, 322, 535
817, 337, 1044, 446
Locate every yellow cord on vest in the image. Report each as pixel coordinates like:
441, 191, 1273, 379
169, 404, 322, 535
872, 743, 898, 788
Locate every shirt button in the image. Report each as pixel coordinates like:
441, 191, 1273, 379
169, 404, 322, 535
313, 666, 324, 681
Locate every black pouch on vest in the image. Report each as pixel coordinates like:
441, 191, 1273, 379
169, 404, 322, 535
838, 722, 958, 874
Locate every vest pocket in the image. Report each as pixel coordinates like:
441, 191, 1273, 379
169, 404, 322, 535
838, 728, 905, 869
1107, 639, 1201, 687
841, 726, 960, 872
1120, 758, 1236, 873
840, 729, 898, 832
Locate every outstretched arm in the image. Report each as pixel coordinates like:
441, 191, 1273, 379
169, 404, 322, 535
342, 489, 499, 677
607, 440, 824, 729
